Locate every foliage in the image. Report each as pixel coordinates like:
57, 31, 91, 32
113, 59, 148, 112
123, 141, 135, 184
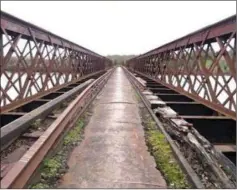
145, 118, 190, 188
106, 54, 137, 65
29, 118, 85, 188
63, 119, 84, 145
41, 157, 62, 178
30, 183, 50, 189
31, 119, 42, 129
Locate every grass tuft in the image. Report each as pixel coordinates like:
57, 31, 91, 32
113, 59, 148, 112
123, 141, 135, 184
145, 117, 190, 188
63, 120, 84, 145
41, 157, 62, 178
31, 119, 41, 129
30, 183, 50, 189
29, 118, 85, 188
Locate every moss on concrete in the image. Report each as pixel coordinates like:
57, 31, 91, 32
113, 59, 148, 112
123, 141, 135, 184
29, 118, 85, 188
63, 120, 84, 145
30, 183, 50, 189
134, 91, 141, 101
145, 117, 190, 188
31, 119, 42, 129
41, 157, 62, 179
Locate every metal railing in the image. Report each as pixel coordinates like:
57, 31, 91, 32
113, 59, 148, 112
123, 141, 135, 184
0, 11, 112, 112
126, 15, 236, 119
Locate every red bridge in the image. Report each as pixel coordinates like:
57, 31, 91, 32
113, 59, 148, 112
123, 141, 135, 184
0, 10, 236, 189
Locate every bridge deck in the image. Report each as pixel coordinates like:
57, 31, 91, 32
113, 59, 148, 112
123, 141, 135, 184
59, 67, 167, 188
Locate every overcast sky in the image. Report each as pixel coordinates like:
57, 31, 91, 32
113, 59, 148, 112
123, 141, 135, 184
1, 1, 236, 56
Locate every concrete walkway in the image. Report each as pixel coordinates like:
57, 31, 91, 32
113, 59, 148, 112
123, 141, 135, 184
59, 67, 166, 188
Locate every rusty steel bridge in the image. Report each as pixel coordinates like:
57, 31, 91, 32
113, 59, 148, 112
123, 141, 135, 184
0, 10, 236, 189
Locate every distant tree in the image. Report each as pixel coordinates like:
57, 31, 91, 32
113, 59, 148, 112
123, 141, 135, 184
106, 54, 137, 66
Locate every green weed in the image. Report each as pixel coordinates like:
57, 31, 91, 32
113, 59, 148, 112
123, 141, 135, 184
145, 117, 190, 188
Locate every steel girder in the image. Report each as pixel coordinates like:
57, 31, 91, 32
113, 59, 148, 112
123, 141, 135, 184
126, 15, 236, 119
0, 11, 112, 112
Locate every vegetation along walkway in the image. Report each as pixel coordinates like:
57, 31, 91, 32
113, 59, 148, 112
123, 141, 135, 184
58, 67, 167, 188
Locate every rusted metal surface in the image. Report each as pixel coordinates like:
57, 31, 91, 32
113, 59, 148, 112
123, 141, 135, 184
60, 67, 166, 188
122, 66, 204, 188
123, 67, 236, 188
0, 69, 113, 188
126, 15, 236, 119
0, 11, 112, 112
0, 79, 94, 151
